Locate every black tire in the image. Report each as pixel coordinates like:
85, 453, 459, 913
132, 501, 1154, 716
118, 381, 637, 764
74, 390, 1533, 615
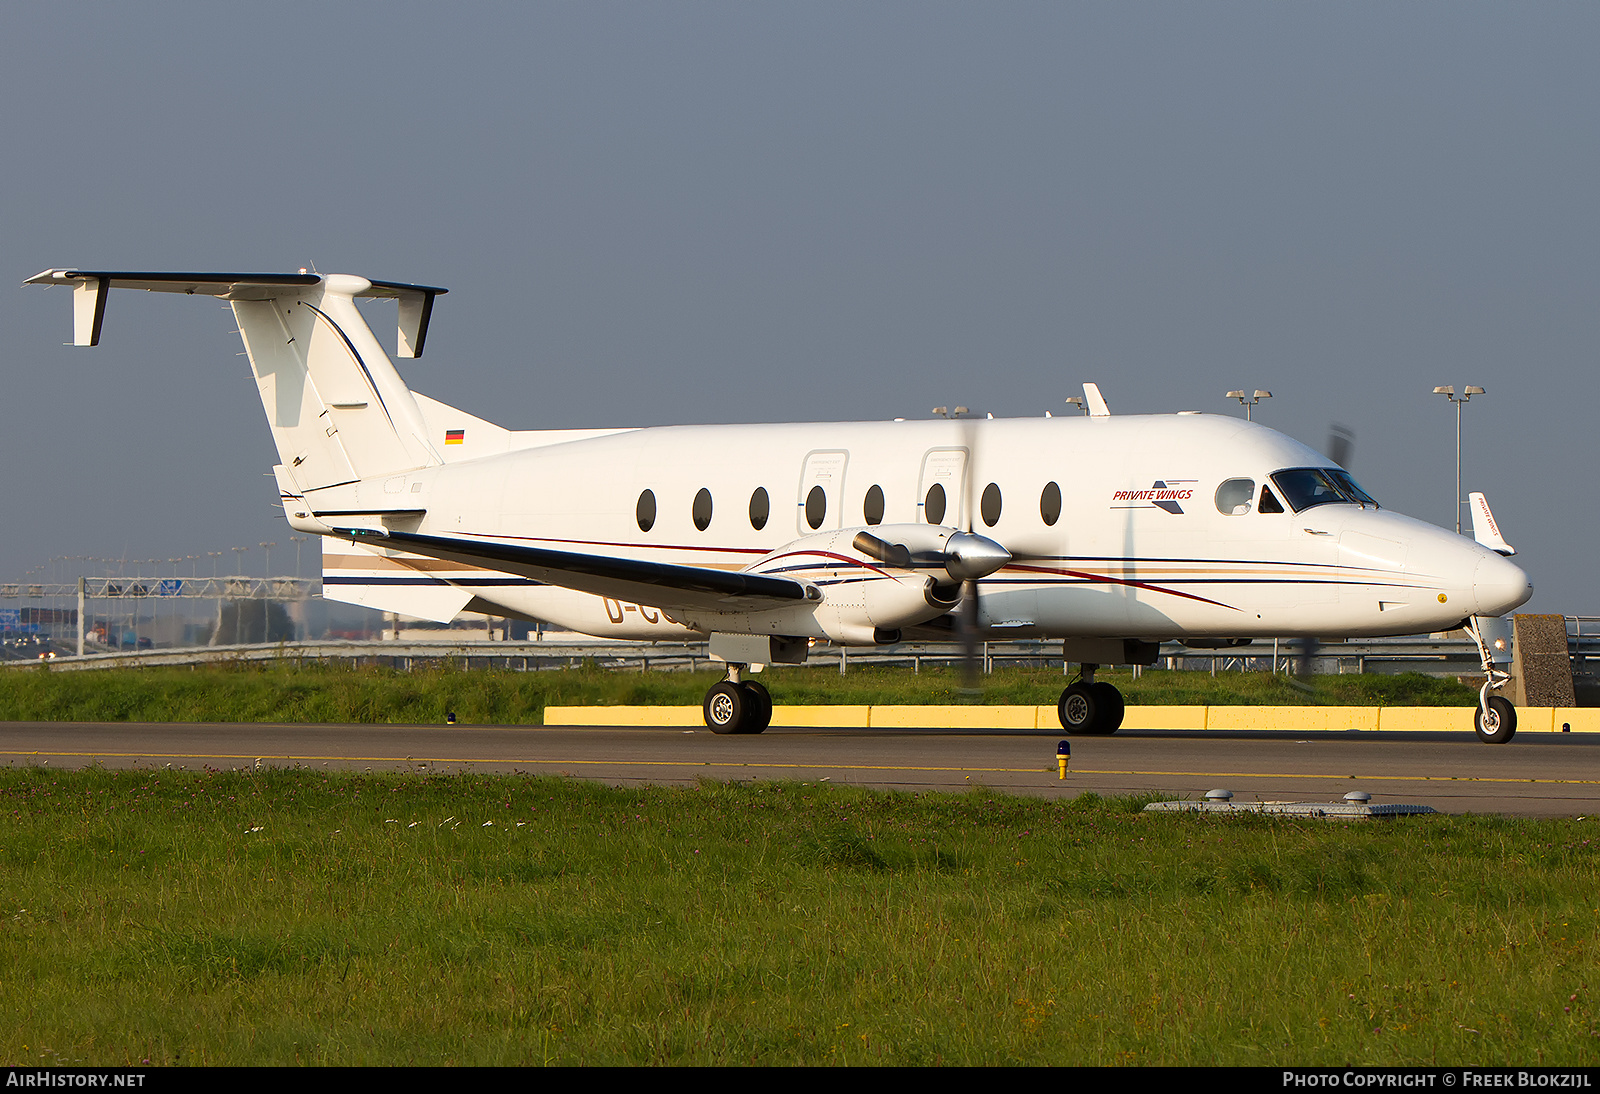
1058, 683, 1097, 734
739, 680, 772, 734
1088, 682, 1125, 735
704, 682, 746, 734
1475, 696, 1517, 744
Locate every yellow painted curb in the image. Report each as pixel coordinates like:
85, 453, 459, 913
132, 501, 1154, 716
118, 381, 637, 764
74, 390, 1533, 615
1518, 707, 1557, 733
1377, 708, 1471, 732
1120, 705, 1209, 730
1552, 709, 1600, 733
542, 704, 1597, 732
870, 705, 1039, 729
771, 705, 870, 728
1206, 706, 1379, 731
544, 705, 702, 727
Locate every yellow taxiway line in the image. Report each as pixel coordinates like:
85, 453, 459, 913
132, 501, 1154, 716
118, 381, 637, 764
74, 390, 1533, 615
6, 750, 1600, 786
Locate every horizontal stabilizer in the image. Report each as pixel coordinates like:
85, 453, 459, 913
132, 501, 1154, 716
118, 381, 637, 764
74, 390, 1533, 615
324, 577, 476, 624
335, 528, 814, 613
321, 536, 512, 623
25, 268, 446, 357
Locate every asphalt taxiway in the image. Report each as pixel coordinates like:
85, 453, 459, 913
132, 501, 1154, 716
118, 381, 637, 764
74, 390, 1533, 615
2, 720, 1599, 817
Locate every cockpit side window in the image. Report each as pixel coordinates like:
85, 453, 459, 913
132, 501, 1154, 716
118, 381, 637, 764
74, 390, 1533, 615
1326, 469, 1380, 508
1215, 478, 1255, 515
1269, 467, 1382, 513
1258, 484, 1285, 514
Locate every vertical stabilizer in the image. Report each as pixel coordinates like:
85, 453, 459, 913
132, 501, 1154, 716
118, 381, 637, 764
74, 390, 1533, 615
234, 275, 441, 489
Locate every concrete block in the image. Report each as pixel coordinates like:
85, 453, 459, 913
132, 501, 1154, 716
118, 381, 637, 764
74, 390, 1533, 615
1511, 614, 1575, 707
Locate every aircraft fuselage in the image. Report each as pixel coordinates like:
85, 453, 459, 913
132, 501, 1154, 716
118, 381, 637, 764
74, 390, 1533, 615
313, 411, 1531, 643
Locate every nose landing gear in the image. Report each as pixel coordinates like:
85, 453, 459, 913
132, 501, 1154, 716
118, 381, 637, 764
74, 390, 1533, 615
1467, 617, 1517, 744
1473, 694, 1516, 745
1057, 663, 1126, 735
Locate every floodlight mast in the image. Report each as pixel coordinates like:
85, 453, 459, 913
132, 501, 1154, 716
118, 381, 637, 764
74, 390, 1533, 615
1433, 385, 1486, 535
1225, 389, 1272, 421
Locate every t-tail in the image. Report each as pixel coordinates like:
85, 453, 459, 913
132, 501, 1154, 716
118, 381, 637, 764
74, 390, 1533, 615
25, 269, 448, 492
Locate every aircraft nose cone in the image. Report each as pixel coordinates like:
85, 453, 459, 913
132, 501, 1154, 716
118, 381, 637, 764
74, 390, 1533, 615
1473, 552, 1532, 617
944, 532, 1011, 582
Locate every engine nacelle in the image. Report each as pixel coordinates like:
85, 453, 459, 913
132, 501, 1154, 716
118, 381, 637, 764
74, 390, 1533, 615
676, 525, 1009, 645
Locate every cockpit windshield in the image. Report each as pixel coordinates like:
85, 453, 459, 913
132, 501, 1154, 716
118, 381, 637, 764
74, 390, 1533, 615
1268, 467, 1381, 513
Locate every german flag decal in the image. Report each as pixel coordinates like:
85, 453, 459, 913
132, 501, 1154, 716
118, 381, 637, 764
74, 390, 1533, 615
445, 429, 465, 445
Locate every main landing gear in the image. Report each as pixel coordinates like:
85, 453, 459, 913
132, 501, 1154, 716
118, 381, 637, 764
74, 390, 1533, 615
1057, 663, 1125, 735
702, 663, 773, 734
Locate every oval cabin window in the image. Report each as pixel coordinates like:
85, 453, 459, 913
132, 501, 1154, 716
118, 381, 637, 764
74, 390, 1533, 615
1040, 482, 1061, 527
1214, 478, 1255, 515
863, 484, 885, 526
693, 487, 713, 531
636, 489, 657, 532
981, 482, 1002, 527
749, 487, 770, 530
924, 483, 947, 525
805, 485, 827, 530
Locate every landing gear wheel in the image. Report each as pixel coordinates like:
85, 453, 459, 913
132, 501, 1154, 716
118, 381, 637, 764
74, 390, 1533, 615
739, 680, 772, 734
1088, 682, 1125, 735
704, 682, 747, 734
1475, 696, 1517, 744
1058, 683, 1097, 734
1058, 682, 1125, 734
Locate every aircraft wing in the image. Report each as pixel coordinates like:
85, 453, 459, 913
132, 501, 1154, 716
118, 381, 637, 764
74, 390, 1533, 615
334, 527, 815, 614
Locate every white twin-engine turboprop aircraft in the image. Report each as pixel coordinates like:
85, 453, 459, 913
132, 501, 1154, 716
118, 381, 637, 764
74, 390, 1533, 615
27, 269, 1534, 741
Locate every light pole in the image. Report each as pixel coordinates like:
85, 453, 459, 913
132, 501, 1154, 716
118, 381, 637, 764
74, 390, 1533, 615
1433, 385, 1485, 535
1440, 387, 1484, 537
1226, 389, 1272, 421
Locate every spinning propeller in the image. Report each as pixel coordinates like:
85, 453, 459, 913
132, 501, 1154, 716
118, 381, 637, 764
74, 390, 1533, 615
1295, 423, 1358, 681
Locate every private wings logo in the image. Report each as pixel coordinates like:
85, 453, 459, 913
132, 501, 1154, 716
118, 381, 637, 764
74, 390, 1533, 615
1110, 480, 1195, 515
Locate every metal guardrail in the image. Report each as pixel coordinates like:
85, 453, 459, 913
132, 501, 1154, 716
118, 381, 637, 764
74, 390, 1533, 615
4, 617, 1598, 675
0, 634, 1509, 675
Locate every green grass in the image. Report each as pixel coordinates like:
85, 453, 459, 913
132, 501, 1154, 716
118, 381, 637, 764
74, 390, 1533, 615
2, 768, 1595, 1065
0, 662, 1477, 724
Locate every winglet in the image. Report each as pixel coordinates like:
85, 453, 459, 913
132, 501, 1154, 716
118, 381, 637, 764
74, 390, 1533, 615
1468, 492, 1516, 556
1083, 382, 1110, 418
